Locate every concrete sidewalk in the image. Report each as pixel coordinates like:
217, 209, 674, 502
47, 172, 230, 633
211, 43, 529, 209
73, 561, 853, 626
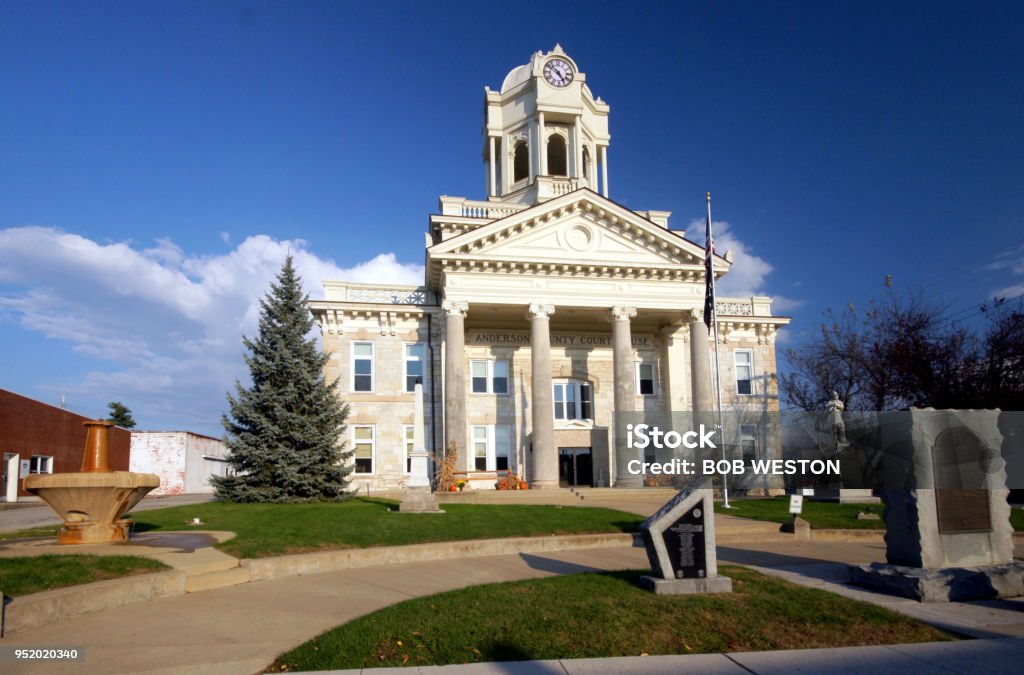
313, 637, 1024, 674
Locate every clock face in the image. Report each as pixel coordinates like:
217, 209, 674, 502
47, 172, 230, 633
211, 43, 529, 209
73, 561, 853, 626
543, 58, 574, 88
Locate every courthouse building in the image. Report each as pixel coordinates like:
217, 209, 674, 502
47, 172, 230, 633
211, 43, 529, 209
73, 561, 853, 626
311, 46, 789, 490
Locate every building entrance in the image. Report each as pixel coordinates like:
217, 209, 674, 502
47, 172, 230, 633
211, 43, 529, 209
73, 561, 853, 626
558, 447, 593, 487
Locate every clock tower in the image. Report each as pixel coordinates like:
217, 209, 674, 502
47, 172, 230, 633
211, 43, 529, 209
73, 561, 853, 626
483, 45, 610, 205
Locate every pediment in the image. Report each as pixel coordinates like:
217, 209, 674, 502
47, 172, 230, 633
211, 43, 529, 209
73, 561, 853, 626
429, 190, 719, 271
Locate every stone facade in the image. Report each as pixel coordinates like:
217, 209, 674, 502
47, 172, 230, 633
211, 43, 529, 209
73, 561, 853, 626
311, 48, 790, 491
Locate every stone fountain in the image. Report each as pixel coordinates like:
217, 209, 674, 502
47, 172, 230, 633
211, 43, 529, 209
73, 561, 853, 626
24, 420, 160, 544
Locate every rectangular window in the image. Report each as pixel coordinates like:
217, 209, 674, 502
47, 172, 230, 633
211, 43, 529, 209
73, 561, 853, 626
405, 343, 425, 392
352, 425, 375, 474
740, 424, 758, 463
735, 350, 753, 395
30, 455, 53, 474
492, 360, 509, 394
470, 360, 510, 394
580, 383, 592, 420
636, 363, 655, 395
352, 342, 374, 392
470, 425, 511, 472
495, 426, 510, 471
553, 381, 593, 421
471, 361, 488, 393
472, 426, 489, 471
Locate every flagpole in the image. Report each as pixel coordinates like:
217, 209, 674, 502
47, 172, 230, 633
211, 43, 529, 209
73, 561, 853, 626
707, 192, 731, 509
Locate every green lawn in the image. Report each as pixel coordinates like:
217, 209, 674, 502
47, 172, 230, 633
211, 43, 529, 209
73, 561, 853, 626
267, 565, 952, 672
0, 526, 62, 542
717, 496, 885, 529
0, 554, 170, 597
721, 496, 1024, 531
125, 498, 644, 559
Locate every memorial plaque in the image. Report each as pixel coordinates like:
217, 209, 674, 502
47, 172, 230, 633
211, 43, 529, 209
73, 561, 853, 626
662, 503, 707, 579
936, 489, 991, 534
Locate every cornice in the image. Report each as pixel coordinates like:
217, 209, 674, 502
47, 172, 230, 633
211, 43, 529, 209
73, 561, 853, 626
436, 257, 705, 281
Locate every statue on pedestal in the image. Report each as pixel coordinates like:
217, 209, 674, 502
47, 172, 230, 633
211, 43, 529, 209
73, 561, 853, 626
826, 391, 847, 448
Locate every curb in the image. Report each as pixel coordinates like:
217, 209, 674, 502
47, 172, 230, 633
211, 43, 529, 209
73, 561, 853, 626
809, 528, 886, 542
1, 570, 185, 637
805, 530, 1024, 543
242, 532, 642, 581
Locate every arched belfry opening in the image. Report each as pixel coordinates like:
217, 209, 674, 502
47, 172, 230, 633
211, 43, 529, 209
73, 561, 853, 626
582, 146, 591, 181
547, 134, 567, 177
513, 141, 530, 183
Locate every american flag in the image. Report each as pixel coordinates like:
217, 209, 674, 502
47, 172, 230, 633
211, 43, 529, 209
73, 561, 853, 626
703, 193, 715, 330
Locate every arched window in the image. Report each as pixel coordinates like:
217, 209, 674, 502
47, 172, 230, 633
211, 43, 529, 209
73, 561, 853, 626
547, 134, 567, 176
582, 146, 591, 181
513, 141, 529, 183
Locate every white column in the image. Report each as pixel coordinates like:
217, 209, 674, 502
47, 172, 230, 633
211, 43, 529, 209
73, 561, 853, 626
443, 300, 469, 473
689, 310, 714, 413
601, 145, 609, 197
528, 303, 558, 488
538, 111, 547, 176
489, 136, 497, 198
611, 306, 640, 487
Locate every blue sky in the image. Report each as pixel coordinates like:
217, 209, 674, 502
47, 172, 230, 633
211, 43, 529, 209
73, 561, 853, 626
1, 1, 1021, 435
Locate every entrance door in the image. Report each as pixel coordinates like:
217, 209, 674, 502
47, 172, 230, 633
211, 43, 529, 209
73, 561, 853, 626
2, 453, 19, 502
558, 448, 593, 487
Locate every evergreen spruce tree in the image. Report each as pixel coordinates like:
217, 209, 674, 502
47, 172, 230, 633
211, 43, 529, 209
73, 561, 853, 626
211, 256, 353, 502
106, 401, 137, 428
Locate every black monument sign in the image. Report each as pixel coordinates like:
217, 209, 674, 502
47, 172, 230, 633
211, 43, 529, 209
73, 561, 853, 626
660, 502, 707, 579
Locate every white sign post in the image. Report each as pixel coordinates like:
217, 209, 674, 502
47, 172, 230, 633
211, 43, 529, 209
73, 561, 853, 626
789, 494, 804, 515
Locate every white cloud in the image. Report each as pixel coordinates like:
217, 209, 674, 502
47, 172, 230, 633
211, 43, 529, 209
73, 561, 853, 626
989, 246, 1024, 301
0, 227, 423, 434
992, 283, 1024, 301
684, 218, 802, 313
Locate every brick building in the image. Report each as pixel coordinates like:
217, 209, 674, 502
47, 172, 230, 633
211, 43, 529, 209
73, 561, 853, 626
0, 388, 130, 501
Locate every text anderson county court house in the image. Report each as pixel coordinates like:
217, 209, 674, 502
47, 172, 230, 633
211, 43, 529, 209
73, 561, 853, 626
311, 47, 790, 491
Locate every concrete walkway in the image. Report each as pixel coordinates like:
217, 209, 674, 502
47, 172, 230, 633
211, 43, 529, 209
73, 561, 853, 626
3, 547, 644, 674
315, 637, 1024, 674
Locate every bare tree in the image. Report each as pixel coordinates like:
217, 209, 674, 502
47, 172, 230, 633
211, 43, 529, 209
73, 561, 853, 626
782, 291, 1022, 411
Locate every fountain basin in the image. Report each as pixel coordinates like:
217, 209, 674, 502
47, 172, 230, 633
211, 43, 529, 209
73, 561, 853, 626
25, 471, 160, 544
